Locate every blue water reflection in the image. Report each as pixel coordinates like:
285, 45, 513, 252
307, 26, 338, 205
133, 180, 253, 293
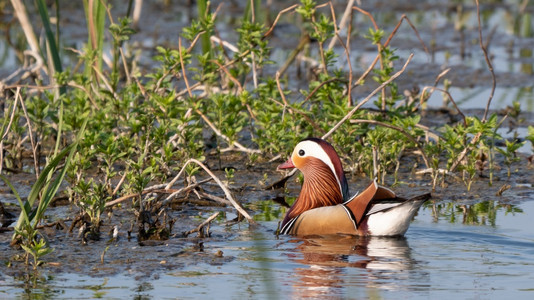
2, 200, 533, 299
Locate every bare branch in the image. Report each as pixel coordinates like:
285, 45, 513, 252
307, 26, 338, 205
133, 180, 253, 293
323, 53, 414, 139
475, 0, 497, 122
182, 212, 220, 237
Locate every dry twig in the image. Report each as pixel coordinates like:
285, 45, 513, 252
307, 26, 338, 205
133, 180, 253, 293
182, 212, 219, 237
177, 159, 255, 223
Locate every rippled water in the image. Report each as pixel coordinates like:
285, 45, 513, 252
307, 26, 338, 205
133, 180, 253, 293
1, 0, 533, 298
2, 200, 533, 299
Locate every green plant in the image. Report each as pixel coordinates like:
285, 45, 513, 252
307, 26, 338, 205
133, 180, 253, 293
3, 0, 534, 255
74, 179, 109, 240
0, 144, 77, 267
35, 0, 65, 94
19, 235, 53, 270
109, 17, 136, 90
224, 167, 235, 184
497, 137, 525, 177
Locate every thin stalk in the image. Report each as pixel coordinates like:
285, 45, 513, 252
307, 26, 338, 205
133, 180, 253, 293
84, 0, 106, 78
35, 0, 64, 91
55, 0, 60, 48
10, 0, 40, 54
197, 0, 211, 56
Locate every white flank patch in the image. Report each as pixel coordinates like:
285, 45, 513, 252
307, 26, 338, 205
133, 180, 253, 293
366, 200, 423, 236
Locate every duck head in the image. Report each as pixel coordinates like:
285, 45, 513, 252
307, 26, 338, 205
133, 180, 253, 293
278, 138, 350, 220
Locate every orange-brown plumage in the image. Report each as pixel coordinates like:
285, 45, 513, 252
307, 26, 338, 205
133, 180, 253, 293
287, 157, 343, 219
278, 138, 431, 237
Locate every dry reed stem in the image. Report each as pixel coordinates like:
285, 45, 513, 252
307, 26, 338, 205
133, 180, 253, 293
178, 38, 193, 98
88, 0, 98, 56
10, 0, 40, 54
112, 170, 128, 197
0, 89, 20, 174
119, 47, 131, 85
248, 0, 258, 89
434, 68, 451, 86
187, 31, 206, 52
334, 33, 353, 106
327, 0, 356, 50
182, 211, 219, 237
176, 82, 201, 98
1, 50, 44, 88
415, 123, 441, 143
161, 178, 214, 205
196, 191, 231, 205
384, 14, 429, 55
274, 71, 288, 107
449, 132, 482, 173
420, 86, 466, 125
210, 36, 239, 53
326, 1, 338, 59
211, 59, 243, 93
132, 0, 143, 27
415, 68, 449, 110
92, 65, 119, 99
105, 177, 213, 208
17, 88, 39, 178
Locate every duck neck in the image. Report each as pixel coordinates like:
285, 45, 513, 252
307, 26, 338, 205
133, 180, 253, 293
283, 159, 344, 225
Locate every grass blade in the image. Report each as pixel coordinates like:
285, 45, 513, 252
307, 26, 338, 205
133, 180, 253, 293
0, 174, 30, 228
35, 0, 64, 95
11, 115, 88, 240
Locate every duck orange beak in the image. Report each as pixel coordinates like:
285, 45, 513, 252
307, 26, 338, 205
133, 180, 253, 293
278, 158, 295, 169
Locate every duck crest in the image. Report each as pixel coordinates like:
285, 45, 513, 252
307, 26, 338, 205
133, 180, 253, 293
302, 138, 349, 200
282, 157, 344, 226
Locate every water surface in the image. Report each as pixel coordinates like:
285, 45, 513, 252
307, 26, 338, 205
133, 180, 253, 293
2, 200, 533, 299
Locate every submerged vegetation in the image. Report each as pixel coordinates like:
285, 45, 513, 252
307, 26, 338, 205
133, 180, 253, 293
0, 0, 533, 272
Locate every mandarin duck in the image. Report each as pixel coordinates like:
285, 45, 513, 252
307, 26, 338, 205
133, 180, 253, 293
278, 138, 431, 236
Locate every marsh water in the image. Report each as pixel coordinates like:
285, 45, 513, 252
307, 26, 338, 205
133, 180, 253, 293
2, 0, 534, 299
1, 199, 533, 299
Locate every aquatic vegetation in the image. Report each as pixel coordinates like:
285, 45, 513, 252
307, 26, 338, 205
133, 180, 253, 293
0, 0, 532, 271
0, 139, 83, 268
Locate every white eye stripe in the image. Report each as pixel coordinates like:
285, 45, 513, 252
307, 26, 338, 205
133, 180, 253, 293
293, 140, 342, 192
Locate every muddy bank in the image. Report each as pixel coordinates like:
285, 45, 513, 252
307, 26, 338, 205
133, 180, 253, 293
1, 123, 533, 280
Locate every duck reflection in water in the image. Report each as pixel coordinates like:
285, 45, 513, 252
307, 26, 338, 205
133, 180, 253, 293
285, 234, 416, 298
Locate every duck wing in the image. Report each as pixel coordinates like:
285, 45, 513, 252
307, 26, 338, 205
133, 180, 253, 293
280, 180, 431, 236
343, 180, 431, 227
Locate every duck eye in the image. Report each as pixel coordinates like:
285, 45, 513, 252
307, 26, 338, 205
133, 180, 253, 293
298, 149, 305, 156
